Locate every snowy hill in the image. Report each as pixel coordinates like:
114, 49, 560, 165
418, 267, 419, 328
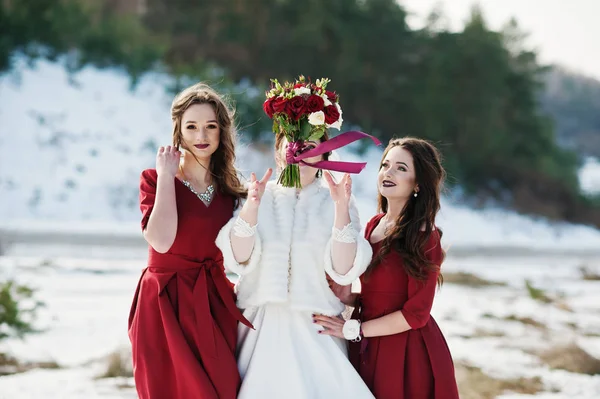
2, 57, 600, 252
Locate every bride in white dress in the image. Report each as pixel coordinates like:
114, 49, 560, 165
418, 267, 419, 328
215, 133, 375, 398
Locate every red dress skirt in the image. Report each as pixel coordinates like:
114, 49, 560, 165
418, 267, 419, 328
128, 169, 252, 399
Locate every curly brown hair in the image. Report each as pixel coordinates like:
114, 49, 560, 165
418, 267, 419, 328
367, 137, 446, 286
171, 83, 246, 207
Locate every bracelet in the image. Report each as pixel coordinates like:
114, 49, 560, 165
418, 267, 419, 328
232, 217, 257, 238
332, 222, 357, 243
342, 319, 362, 342
352, 329, 364, 343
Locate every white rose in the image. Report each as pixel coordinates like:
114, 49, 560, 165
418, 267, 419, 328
294, 87, 311, 96
308, 111, 326, 126
321, 94, 332, 107
335, 102, 343, 115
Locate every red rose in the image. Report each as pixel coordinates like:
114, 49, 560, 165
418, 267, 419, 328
323, 105, 340, 124
305, 94, 325, 113
326, 90, 338, 103
294, 83, 304, 89
263, 97, 275, 118
287, 95, 306, 121
272, 96, 288, 114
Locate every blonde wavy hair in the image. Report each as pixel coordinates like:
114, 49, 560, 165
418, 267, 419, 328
171, 83, 246, 207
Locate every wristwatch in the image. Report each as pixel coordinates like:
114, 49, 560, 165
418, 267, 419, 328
342, 319, 362, 342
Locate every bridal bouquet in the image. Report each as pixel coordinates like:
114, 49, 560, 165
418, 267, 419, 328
263, 75, 380, 188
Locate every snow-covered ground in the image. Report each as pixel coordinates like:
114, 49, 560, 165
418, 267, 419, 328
0, 255, 139, 399
1, 57, 600, 398
0, 250, 599, 398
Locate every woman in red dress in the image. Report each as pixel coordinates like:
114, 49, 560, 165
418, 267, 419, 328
314, 137, 459, 398
128, 83, 252, 399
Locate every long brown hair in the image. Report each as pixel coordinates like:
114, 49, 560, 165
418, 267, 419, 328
171, 83, 246, 207
367, 137, 446, 285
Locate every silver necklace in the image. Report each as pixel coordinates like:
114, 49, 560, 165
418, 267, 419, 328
179, 166, 214, 206
181, 179, 214, 205
383, 215, 395, 235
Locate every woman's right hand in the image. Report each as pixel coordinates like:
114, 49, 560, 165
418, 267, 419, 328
245, 168, 273, 210
327, 276, 357, 306
230, 168, 272, 264
156, 145, 181, 178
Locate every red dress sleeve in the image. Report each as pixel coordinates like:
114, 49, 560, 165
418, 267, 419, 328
139, 169, 158, 231
400, 229, 443, 329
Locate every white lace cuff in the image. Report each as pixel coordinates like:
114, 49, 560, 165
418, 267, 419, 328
232, 217, 257, 237
332, 222, 357, 243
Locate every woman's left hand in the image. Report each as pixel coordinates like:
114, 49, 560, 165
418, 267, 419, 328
324, 172, 352, 208
313, 314, 345, 339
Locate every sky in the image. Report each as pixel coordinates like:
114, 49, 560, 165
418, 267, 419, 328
400, 0, 600, 81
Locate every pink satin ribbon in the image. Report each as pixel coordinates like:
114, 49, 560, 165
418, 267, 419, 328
285, 131, 381, 173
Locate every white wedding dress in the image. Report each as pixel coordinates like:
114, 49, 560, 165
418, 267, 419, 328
216, 179, 375, 399
236, 302, 374, 399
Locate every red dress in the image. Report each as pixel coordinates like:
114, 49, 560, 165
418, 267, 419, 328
128, 169, 252, 399
350, 213, 459, 399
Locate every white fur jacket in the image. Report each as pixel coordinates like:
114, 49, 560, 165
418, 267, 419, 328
215, 178, 373, 316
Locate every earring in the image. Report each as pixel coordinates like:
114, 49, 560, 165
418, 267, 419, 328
413, 191, 418, 197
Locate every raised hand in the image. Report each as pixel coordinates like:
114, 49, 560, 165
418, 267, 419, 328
246, 168, 273, 209
324, 172, 352, 208
156, 145, 181, 178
